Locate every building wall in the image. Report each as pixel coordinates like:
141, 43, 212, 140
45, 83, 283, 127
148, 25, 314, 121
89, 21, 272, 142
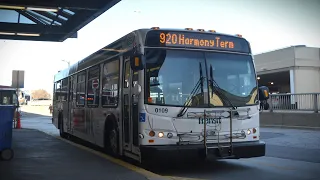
294, 67, 320, 93
294, 47, 320, 67
254, 46, 320, 94
294, 47, 320, 93
254, 46, 295, 73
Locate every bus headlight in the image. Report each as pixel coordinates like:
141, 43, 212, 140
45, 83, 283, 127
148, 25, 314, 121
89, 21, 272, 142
158, 132, 164, 138
247, 129, 251, 135
167, 133, 173, 138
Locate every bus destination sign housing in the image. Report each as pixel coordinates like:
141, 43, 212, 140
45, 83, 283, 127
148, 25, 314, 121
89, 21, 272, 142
145, 30, 251, 53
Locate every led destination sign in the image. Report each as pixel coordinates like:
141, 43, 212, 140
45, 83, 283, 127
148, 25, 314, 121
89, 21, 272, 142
145, 30, 251, 53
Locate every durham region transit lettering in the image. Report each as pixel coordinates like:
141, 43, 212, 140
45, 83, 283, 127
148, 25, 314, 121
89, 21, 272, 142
160, 32, 235, 49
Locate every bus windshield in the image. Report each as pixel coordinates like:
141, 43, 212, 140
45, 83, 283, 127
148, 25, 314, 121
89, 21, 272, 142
206, 52, 258, 107
145, 49, 258, 107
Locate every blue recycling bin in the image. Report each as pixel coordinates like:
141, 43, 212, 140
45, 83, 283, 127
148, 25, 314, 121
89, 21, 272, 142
0, 105, 15, 161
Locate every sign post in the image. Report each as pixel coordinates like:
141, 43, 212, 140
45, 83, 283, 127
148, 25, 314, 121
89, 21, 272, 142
11, 70, 24, 89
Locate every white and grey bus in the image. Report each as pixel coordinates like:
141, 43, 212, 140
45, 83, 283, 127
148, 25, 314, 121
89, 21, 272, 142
52, 27, 270, 162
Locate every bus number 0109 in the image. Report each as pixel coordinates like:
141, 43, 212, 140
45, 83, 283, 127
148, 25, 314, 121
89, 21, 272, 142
155, 108, 168, 113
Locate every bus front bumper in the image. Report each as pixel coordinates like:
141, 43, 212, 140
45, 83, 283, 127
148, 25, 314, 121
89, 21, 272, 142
140, 140, 265, 160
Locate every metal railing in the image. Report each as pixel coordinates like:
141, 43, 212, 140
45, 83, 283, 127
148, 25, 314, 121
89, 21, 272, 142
266, 93, 319, 113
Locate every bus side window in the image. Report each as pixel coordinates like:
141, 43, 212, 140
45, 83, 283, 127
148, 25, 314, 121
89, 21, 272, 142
87, 65, 100, 106
124, 59, 138, 88
132, 71, 138, 87
124, 61, 130, 88
76, 72, 86, 106
102, 59, 119, 106
61, 78, 68, 101
55, 81, 61, 100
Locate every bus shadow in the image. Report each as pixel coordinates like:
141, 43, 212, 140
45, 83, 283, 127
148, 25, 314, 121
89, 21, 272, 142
61, 135, 251, 178
143, 157, 250, 177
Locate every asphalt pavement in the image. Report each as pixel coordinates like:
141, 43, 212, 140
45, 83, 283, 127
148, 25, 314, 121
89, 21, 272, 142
17, 110, 320, 180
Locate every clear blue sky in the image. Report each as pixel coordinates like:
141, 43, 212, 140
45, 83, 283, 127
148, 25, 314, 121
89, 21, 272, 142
0, 0, 319, 94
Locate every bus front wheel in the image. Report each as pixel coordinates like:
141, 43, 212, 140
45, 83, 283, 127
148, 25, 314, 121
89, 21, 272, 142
105, 125, 119, 157
109, 129, 119, 156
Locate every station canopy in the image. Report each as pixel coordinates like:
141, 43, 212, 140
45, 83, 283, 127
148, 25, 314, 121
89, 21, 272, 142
0, 0, 121, 42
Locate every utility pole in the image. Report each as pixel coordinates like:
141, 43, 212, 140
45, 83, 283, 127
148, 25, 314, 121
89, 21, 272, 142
61, 60, 70, 68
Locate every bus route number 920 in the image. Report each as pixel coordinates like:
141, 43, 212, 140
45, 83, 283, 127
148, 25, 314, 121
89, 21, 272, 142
155, 107, 168, 113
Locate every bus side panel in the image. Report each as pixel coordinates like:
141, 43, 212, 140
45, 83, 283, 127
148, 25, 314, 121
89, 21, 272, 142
70, 75, 77, 134
91, 107, 120, 148
52, 101, 58, 128
62, 78, 69, 133
52, 82, 59, 129
91, 63, 105, 148
62, 100, 69, 133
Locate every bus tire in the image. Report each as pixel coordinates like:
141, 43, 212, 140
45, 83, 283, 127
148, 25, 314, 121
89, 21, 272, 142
109, 128, 119, 157
104, 120, 119, 157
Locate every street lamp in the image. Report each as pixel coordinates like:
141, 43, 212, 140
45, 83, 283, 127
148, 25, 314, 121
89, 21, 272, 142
61, 60, 70, 68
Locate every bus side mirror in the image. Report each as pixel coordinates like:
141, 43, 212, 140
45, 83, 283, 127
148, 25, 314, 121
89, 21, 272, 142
258, 86, 270, 101
130, 55, 144, 71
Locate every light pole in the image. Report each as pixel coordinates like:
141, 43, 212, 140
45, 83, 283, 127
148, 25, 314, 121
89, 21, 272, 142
133, 10, 143, 27
61, 60, 70, 68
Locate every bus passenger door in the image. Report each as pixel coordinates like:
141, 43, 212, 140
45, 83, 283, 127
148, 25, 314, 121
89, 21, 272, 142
122, 58, 140, 155
131, 65, 140, 155
122, 59, 132, 152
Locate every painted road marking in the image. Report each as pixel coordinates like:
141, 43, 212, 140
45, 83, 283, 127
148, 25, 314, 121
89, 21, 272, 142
164, 176, 207, 180
56, 136, 163, 179
20, 128, 167, 179
55, 136, 206, 180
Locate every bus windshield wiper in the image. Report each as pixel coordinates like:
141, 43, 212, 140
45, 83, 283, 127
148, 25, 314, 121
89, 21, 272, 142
177, 62, 204, 117
209, 64, 235, 110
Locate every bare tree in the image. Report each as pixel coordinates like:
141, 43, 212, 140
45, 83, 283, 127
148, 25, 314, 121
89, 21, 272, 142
31, 89, 51, 100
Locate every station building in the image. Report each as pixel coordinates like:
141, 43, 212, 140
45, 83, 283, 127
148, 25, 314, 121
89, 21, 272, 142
254, 45, 320, 94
